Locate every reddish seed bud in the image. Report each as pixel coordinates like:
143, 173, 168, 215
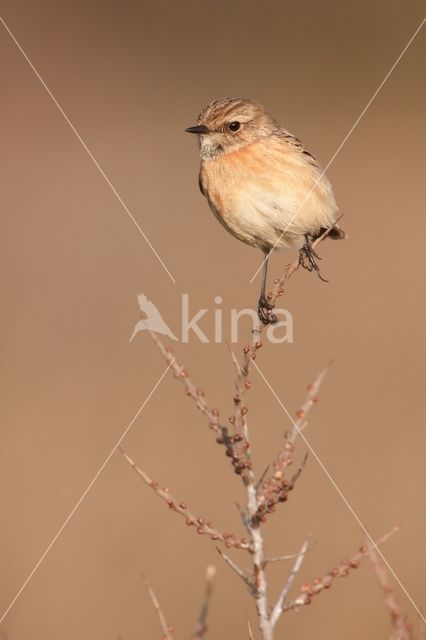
243, 345, 250, 354
241, 406, 248, 415
179, 369, 188, 377
274, 278, 280, 284
313, 578, 321, 585
251, 353, 257, 360
350, 559, 359, 569
196, 388, 204, 396
185, 519, 193, 526
300, 583, 311, 593
196, 528, 203, 534
197, 518, 205, 525
312, 396, 319, 403
179, 502, 187, 509
296, 409, 305, 419
331, 568, 338, 577
286, 263, 292, 271
284, 430, 292, 439
211, 535, 219, 541
255, 340, 262, 349
229, 416, 235, 424
323, 575, 333, 588
307, 383, 314, 392
233, 394, 241, 403
277, 288, 284, 296
284, 442, 293, 451
212, 408, 219, 417
150, 480, 159, 489
267, 292, 273, 301
359, 545, 368, 554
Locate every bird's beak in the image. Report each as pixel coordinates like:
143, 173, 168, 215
185, 124, 210, 135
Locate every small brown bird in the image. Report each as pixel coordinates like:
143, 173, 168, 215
186, 97, 346, 324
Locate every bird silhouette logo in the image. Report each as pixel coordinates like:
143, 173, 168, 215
129, 294, 178, 342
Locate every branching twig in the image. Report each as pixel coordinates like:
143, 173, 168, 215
216, 547, 254, 593
120, 447, 250, 551
247, 620, 256, 639
255, 363, 330, 521
148, 331, 254, 485
144, 576, 174, 640
368, 542, 414, 640
192, 565, 217, 639
284, 528, 399, 613
270, 537, 310, 628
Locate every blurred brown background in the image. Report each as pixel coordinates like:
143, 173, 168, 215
0, 1, 425, 638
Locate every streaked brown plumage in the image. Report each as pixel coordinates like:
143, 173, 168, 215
186, 97, 346, 323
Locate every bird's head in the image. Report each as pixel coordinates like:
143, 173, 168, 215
185, 97, 278, 160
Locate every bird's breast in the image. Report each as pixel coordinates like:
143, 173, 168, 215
199, 138, 337, 249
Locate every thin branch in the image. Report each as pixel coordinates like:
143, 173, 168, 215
264, 540, 315, 566
255, 362, 330, 521
368, 541, 414, 640
270, 537, 310, 628
148, 331, 254, 485
216, 547, 254, 593
284, 528, 399, 613
143, 576, 174, 640
192, 565, 217, 639
247, 620, 256, 640
120, 447, 250, 551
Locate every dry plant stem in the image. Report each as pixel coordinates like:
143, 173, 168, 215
192, 565, 217, 639
284, 528, 399, 612
148, 331, 254, 485
120, 448, 250, 551
144, 577, 174, 640
216, 548, 254, 592
368, 545, 414, 640
255, 363, 330, 523
270, 538, 310, 627
247, 620, 256, 640
246, 483, 272, 640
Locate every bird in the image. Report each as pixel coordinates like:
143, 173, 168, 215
185, 97, 346, 324
129, 294, 178, 342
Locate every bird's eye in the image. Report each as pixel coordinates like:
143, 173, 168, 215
228, 121, 241, 132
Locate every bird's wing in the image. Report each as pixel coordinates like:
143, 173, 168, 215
279, 129, 318, 165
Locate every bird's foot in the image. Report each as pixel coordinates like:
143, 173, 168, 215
298, 241, 329, 282
258, 295, 277, 325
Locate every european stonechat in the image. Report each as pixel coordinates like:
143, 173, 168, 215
186, 97, 346, 324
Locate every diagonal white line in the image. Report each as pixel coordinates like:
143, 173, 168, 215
249, 16, 426, 284
252, 360, 425, 623
0, 360, 174, 625
0, 16, 176, 284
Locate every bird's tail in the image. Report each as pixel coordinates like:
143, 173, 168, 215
320, 223, 347, 240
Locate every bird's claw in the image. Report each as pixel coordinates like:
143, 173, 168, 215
258, 296, 277, 325
299, 242, 329, 282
